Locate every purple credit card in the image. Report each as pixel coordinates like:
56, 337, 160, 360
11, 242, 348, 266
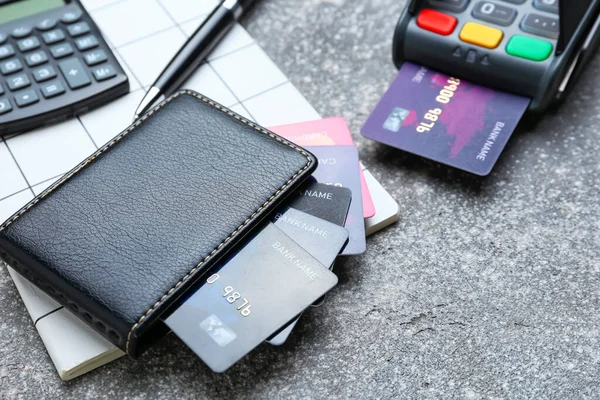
361, 62, 530, 175
306, 145, 366, 255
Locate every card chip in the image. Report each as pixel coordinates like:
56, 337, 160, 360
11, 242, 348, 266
383, 107, 409, 132
200, 315, 237, 347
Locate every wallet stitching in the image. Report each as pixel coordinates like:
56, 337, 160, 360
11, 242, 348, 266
125, 91, 313, 353
0, 90, 313, 356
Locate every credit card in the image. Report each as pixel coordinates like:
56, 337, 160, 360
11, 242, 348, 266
270, 117, 353, 146
361, 62, 530, 176
271, 206, 349, 268
165, 223, 337, 373
306, 146, 365, 255
362, 163, 400, 236
288, 181, 352, 227
267, 207, 349, 345
359, 162, 376, 218
270, 118, 375, 218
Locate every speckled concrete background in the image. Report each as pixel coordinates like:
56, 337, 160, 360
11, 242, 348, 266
1, 0, 599, 398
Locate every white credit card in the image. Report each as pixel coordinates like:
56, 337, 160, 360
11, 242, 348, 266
361, 162, 399, 236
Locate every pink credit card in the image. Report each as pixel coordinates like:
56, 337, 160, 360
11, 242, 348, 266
270, 117, 376, 218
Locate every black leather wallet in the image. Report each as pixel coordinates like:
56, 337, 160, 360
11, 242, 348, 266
0, 90, 317, 357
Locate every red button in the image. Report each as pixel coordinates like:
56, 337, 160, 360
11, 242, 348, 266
417, 8, 457, 36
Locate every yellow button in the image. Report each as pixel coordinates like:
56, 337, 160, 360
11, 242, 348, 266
459, 22, 503, 49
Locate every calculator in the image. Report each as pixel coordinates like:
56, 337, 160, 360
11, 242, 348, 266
0, 0, 129, 135
393, 0, 600, 112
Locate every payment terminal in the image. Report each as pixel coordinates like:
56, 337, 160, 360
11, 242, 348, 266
393, 0, 600, 112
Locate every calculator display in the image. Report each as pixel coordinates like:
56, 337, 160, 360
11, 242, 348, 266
0, 0, 66, 24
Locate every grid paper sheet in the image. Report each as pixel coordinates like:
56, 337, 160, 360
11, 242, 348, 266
0, 0, 322, 222
0, 0, 398, 380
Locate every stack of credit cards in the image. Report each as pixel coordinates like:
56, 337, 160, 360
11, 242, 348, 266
361, 62, 530, 176
165, 118, 398, 372
271, 117, 373, 255
165, 182, 350, 372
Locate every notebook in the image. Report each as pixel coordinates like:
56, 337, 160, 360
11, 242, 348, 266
0, 0, 399, 380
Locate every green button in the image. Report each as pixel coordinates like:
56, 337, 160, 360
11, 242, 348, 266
506, 35, 552, 61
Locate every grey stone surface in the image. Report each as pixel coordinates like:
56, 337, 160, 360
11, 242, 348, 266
1, 0, 599, 398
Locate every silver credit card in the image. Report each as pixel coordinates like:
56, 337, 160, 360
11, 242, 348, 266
164, 223, 338, 372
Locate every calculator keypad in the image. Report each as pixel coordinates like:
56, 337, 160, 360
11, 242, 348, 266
33, 65, 57, 82
60, 10, 82, 24
58, 57, 91, 89
84, 49, 107, 66
17, 36, 40, 52
7, 73, 30, 91
42, 29, 65, 44
36, 18, 58, 31
1, 58, 22, 75
11, 26, 32, 38
92, 64, 116, 81
75, 35, 98, 51
50, 42, 74, 58
40, 81, 65, 98
14, 89, 38, 107
25, 50, 48, 67
0, 98, 11, 114
0, 44, 15, 59
0, 3, 128, 132
68, 22, 90, 37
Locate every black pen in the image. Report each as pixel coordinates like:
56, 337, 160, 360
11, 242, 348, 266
134, 0, 256, 119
